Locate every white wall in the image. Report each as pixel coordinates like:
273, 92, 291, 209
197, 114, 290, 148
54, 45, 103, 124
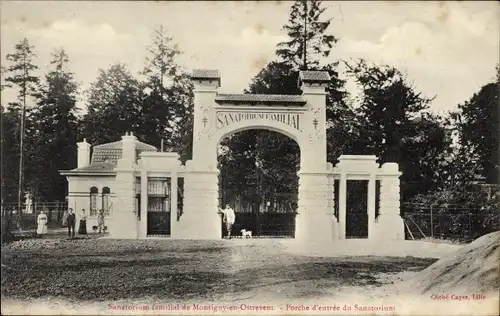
66, 175, 117, 229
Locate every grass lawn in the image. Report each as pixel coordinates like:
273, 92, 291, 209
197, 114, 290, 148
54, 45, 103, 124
1, 236, 436, 306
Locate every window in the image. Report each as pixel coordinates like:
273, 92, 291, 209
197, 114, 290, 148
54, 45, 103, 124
90, 187, 98, 216
102, 187, 111, 216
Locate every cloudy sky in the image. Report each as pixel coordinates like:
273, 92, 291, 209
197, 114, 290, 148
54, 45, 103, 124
1, 1, 498, 114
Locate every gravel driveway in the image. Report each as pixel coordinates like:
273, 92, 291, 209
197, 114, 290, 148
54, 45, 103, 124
1, 237, 436, 314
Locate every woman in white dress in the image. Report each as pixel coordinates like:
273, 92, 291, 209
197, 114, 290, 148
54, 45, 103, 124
37, 210, 48, 236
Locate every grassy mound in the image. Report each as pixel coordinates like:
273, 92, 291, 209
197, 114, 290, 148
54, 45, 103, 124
397, 231, 499, 295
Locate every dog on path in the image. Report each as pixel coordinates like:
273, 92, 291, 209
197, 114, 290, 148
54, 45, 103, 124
241, 229, 252, 239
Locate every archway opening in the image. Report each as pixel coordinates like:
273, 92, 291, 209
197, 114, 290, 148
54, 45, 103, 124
217, 128, 301, 238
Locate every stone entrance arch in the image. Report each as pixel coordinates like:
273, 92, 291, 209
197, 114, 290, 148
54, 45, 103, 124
174, 69, 336, 240
65, 68, 405, 242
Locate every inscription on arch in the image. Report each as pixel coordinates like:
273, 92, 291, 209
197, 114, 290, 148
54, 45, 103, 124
216, 111, 302, 131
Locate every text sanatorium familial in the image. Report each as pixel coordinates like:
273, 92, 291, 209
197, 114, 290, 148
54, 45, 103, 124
216, 111, 301, 130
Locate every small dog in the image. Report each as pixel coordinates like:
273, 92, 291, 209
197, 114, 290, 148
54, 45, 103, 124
241, 229, 252, 239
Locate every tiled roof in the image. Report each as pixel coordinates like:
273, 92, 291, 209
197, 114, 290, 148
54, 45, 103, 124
94, 140, 157, 151
191, 69, 221, 80
91, 148, 122, 165
299, 71, 331, 82
91, 139, 157, 166
72, 162, 116, 173
215, 94, 306, 106
67, 139, 157, 174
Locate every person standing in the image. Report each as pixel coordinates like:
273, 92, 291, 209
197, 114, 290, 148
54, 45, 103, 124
61, 209, 68, 228
78, 208, 88, 235
36, 210, 48, 237
67, 208, 76, 239
219, 204, 236, 239
97, 209, 105, 233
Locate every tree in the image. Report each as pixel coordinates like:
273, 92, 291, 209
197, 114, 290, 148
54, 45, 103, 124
29, 49, 79, 201
451, 78, 499, 184
345, 59, 453, 198
82, 64, 143, 145
3, 38, 40, 225
276, 0, 338, 70
139, 25, 194, 152
218, 0, 348, 211
0, 66, 11, 92
1, 107, 21, 203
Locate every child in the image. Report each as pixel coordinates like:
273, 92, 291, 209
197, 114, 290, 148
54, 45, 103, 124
97, 209, 105, 233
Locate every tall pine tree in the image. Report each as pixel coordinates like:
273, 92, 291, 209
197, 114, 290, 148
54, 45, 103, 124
30, 49, 79, 201
276, 0, 338, 70
4, 38, 40, 222
139, 25, 193, 153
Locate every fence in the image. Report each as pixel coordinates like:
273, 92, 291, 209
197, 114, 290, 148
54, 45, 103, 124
1, 201, 68, 229
219, 192, 298, 238
402, 202, 499, 243
221, 212, 296, 238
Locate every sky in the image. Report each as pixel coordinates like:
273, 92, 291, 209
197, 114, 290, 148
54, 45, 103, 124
1, 1, 499, 115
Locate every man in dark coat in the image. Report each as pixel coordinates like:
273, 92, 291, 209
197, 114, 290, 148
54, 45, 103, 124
67, 208, 76, 239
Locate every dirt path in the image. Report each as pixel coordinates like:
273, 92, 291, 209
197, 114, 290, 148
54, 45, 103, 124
1, 238, 460, 315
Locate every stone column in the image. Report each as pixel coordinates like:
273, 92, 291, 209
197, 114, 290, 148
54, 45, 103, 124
173, 161, 221, 239
170, 172, 178, 237
338, 172, 347, 239
367, 173, 376, 239
139, 171, 148, 238
377, 162, 405, 240
110, 169, 137, 238
109, 133, 139, 239
295, 170, 335, 242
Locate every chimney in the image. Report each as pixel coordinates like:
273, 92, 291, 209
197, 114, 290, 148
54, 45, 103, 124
119, 132, 137, 167
77, 138, 91, 168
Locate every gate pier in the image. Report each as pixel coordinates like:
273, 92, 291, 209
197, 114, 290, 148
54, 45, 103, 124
295, 168, 336, 242
173, 164, 221, 239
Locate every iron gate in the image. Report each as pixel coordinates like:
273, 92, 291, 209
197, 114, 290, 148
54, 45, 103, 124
345, 180, 368, 238
147, 178, 171, 236
220, 195, 297, 238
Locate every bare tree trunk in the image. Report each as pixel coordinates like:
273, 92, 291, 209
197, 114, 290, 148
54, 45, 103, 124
16, 64, 27, 231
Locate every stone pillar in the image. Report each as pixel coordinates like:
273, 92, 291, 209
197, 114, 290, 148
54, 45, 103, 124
191, 69, 219, 168
77, 138, 91, 169
170, 172, 178, 237
367, 173, 376, 239
109, 132, 139, 239
139, 171, 148, 238
377, 162, 405, 240
338, 172, 347, 239
173, 162, 221, 239
295, 170, 335, 242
